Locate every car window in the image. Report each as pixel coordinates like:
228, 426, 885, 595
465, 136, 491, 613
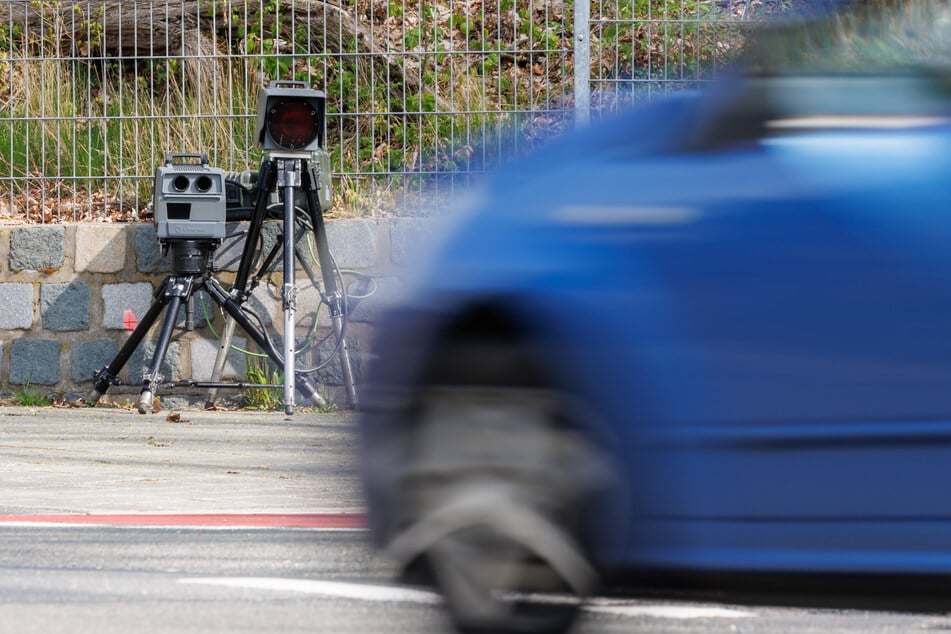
751, 0, 951, 72
689, 1, 951, 149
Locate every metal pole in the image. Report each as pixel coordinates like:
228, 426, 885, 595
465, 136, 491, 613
278, 159, 301, 415
574, 0, 591, 127
204, 315, 237, 409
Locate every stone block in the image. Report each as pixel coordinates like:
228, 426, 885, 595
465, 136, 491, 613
212, 223, 245, 272
297, 275, 394, 329
389, 218, 438, 267
246, 284, 276, 327
41, 282, 89, 331
135, 225, 171, 273
10, 339, 60, 385
346, 276, 402, 324
129, 340, 181, 383
0, 284, 34, 329
190, 335, 250, 381
71, 339, 116, 383
10, 226, 65, 272
75, 225, 127, 273
316, 336, 362, 386
102, 282, 154, 330
215, 221, 281, 272
218, 219, 376, 274
297, 284, 328, 329
326, 219, 378, 269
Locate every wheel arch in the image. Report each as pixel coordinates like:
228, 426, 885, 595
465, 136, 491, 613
406, 296, 635, 564
418, 299, 547, 387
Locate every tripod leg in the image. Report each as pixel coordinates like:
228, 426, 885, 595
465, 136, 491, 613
330, 313, 358, 407
278, 159, 301, 416
252, 230, 284, 283
302, 163, 359, 409
232, 160, 276, 298
88, 278, 173, 405
202, 277, 325, 408
204, 314, 237, 409
138, 292, 184, 414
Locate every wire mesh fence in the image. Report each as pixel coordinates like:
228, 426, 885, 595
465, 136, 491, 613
586, 0, 768, 120
0, 1, 769, 222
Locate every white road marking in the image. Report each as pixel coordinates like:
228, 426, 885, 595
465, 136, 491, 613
587, 604, 757, 619
179, 577, 442, 604
179, 577, 758, 620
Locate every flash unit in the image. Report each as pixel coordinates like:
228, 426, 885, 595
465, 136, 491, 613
255, 80, 326, 152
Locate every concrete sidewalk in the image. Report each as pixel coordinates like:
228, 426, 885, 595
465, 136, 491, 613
0, 405, 363, 517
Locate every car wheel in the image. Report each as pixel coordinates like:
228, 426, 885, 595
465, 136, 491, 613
388, 384, 604, 634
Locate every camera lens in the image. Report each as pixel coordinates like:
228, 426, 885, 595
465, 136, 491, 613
194, 175, 213, 193
172, 175, 190, 192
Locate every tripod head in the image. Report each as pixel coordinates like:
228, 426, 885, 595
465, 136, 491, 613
169, 240, 218, 276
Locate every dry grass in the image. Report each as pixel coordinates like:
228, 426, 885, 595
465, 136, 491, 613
0, 0, 764, 221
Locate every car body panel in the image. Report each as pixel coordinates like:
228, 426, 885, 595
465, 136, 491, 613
361, 70, 951, 581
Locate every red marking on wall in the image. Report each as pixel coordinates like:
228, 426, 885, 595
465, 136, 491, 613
123, 309, 139, 331
0, 513, 366, 529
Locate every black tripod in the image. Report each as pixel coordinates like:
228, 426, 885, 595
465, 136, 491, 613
206, 152, 358, 412
88, 152, 357, 415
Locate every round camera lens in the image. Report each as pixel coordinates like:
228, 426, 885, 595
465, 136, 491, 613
194, 175, 213, 192
172, 175, 190, 192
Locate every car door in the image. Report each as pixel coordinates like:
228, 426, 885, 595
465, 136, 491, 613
619, 100, 951, 573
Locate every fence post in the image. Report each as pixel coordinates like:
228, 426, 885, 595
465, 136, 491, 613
573, 0, 591, 127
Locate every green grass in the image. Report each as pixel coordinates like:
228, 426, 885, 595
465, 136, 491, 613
0, 1, 580, 213
0, 56, 261, 205
10, 382, 51, 407
244, 357, 283, 411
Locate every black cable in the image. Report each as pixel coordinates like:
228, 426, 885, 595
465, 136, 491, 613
221, 198, 353, 376
294, 248, 349, 374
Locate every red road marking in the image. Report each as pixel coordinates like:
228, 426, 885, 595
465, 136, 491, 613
0, 513, 366, 529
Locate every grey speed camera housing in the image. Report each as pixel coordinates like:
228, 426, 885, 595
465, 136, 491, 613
153, 153, 227, 241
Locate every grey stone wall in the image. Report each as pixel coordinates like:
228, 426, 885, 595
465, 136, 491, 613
0, 219, 420, 408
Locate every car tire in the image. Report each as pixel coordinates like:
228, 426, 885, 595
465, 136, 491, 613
388, 383, 603, 634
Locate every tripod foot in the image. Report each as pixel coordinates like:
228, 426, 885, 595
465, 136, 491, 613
138, 390, 154, 415
86, 390, 105, 406
295, 373, 326, 408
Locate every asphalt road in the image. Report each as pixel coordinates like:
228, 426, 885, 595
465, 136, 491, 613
2, 526, 951, 634
1, 405, 951, 633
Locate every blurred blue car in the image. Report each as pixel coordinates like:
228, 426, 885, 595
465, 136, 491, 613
360, 3, 951, 632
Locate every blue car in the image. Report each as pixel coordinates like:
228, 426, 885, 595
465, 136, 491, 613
360, 3, 951, 632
